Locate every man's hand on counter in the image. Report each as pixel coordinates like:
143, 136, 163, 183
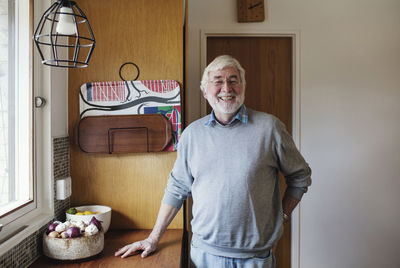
115, 236, 158, 258
114, 203, 179, 259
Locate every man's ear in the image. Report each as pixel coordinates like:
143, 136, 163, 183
202, 89, 207, 99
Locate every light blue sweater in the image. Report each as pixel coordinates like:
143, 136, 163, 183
162, 108, 312, 258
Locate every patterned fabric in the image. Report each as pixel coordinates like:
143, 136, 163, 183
86, 81, 126, 101
144, 106, 182, 151
141, 80, 179, 93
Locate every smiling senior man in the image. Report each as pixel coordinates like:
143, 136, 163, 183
115, 55, 312, 268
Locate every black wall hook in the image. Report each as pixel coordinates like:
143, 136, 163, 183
119, 62, 140, 81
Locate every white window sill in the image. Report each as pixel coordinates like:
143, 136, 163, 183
0, 212, 53, 255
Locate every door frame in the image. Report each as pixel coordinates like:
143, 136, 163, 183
200, 29, 302, 268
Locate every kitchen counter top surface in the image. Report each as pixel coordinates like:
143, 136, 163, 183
30, 229, 183, 267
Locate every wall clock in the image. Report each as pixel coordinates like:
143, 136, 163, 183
237, 0, 265, 22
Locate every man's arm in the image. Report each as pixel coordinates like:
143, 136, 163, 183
114, 203, 179, 258
273, 194, 301, 254
273, 118, 312, 220
282, 194, 300, 222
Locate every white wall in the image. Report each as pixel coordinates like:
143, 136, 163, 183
50, 66, 68, 137
34, 0, 69, 139
187, 0, 400, 267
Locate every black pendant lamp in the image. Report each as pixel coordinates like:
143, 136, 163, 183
33, 0, 95, 68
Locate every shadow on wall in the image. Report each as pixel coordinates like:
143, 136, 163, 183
111, 211, 138, 229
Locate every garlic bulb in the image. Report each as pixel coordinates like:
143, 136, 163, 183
71, 220, 86, 232
84, 224, 99, 236
55, 222, 69, 233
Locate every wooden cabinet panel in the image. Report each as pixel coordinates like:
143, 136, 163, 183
68, 0, 184, 229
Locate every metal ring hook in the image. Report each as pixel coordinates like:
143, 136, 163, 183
119, 62, 140, 81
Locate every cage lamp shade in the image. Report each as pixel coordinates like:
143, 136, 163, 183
33, 0, 95, 68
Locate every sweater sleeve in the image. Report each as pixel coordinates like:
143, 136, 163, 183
162, 129, 194, 209
273, 118, 312, 200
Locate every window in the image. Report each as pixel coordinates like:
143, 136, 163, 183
0, 1, 53, 251
0, 0, 53, 253
0, 0, 34, 219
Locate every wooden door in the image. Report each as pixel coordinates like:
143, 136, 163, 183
207, 36, 293, 268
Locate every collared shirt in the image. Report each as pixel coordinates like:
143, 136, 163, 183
205, 104, 248, 126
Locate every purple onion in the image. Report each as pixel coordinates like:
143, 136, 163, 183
89, 216, 102, 231
47, 222, 59, 234
65, 226, 81, 238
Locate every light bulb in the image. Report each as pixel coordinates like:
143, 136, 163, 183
56, 7, 77, 35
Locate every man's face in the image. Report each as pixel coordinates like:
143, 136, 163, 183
203, 66, 245, 121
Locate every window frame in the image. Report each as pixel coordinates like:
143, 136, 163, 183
0, 0, 35, 222
0, 0, 53, 254
8, 0, 16, 206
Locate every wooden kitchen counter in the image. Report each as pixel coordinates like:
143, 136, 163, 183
30, 229, 183, 268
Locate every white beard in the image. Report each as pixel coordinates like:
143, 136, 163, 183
208, 92, 245, 115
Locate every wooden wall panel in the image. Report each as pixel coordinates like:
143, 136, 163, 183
68, 0, 184, 229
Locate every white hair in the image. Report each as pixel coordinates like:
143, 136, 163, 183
200, 55, 246, 92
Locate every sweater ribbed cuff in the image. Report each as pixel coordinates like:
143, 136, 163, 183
162, 191, 185, 209
284, 186, 307, 200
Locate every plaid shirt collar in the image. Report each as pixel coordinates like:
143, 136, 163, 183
205, 105, 248, 126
